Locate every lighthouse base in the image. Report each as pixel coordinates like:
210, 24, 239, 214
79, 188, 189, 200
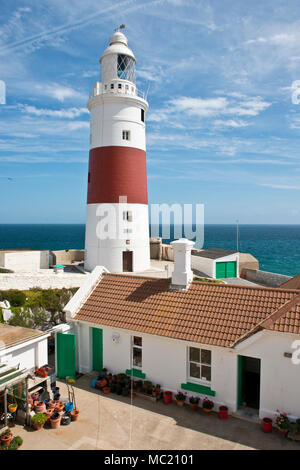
84, 203, 150, 273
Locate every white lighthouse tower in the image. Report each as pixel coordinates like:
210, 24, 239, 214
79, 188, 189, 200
84, 30, 150, 273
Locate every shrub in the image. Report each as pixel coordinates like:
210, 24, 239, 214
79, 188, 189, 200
275, 410, 290, 429
3, 290, 26, 307
175, 391, 186, 401
14, 436, 23, 447
202, 397, 214, 410
189, 396, 200, 404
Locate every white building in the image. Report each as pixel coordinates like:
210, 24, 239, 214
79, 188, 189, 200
63, 239, 300, 421
0, 324, 49, 370
191, 248, 239, 279
0, 250, 49, 272
84, 31, 150, 273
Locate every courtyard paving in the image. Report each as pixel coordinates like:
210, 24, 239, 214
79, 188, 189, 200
11, 374, 300, 450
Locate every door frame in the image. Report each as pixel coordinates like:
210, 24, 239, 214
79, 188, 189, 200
237, 354, 261, 410
122, 250, 133, 272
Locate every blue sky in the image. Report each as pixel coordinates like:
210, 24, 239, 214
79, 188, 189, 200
0, 0, 300, 224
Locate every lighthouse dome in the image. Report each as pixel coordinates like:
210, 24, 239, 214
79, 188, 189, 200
100, 30, 136, 83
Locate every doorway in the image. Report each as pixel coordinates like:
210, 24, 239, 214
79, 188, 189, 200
123, 251, 133, 272
238, 355, 261, 410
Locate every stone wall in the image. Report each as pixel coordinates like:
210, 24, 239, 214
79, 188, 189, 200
50, 249, 85, 266
0, 272, 87, 291
242, 269, 291, 287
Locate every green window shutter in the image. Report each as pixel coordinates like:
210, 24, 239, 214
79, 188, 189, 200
92, 328, 103, 372
126, 368, 146, 379
56, 332, 76, 379
181, 382, 216, 396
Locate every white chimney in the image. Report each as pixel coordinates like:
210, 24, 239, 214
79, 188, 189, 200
170, 238, 195, 289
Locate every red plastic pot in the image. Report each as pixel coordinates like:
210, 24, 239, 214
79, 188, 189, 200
164, 391, 173, 404
262, 417, 272, 433
219, 405, 228, 420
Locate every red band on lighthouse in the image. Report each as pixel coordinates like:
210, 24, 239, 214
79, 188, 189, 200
87, 146, 148, 205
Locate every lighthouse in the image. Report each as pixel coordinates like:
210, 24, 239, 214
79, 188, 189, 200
84, 30, 150, 273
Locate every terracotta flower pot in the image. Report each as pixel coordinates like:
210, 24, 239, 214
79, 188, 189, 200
55, 401, 64, 412
102, 386, 111, 394
47, 400, 56, 410
190, 403, 199, 411
130, 392, 136, 399
32, 421, 45, 431
70, 409, 79, 421
1, 434, 13, 448
278, 427, 288, 437
176, 399, 185, 407
44, 409, 53, 424
35, 402, 46, 413
50, 414, 61, 429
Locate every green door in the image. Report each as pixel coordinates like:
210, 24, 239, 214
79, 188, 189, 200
216, 262, 226, 278
216, 261, 237, 279
226, 261, 237, 278
56, 332, 76, 379
92, 328, 103, 372
237, 355, 245, 407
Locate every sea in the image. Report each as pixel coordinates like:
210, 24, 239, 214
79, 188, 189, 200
0, 224, 299, 277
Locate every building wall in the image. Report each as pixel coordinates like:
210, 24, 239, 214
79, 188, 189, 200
0, 337, 48, 370
191, 255, 214, 277
237, 330, 300, 419
1, 251, 49, 272
77, 322, 300, 420
243, 269, 291, 287
50, 250, 84, 266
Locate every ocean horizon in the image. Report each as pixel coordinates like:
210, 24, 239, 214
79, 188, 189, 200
0, 223, 299, 277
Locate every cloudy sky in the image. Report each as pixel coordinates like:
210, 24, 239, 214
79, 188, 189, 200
0, 0, 300, 223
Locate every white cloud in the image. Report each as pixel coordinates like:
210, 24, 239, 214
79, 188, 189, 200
35, 84, 86, 102
213, 119, 250, 128
22, 105, 88, 119
260, 183, 300, 190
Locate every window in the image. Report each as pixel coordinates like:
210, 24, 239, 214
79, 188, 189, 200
188, 347, 211, 382
124, 228, 132, 234
122, 130, 130, 141
125, 84, 129, 90
88, 172, 91, 183
123, 210, 133, 222
104, 84, 107, 90
117, 54, 135, 82
141, 109, 145, 122
118, 83, 122, 89
110, 83, 114, 89
132, 336, 142, 368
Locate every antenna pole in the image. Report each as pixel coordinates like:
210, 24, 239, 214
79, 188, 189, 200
236, 219, 239, 252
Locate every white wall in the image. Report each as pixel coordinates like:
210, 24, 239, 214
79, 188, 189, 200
85, 203, 150, 273
0, 337, 48, 370
237, 330, 300, 419
191, 253, 239, 279
76, 321, 300, 420
2, 251, 49, 272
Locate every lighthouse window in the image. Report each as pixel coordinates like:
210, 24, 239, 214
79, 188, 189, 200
110, 83, 114, 89
123, 211, 133, 222
118, 83, 122, 89
117, 54, 135, 82
141, 109, 145, 122
122, 130, 130, 141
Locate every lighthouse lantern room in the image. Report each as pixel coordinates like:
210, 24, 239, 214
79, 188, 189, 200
84, 31, 150, 273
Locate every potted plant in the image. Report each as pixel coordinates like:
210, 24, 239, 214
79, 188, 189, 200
189, 396, 200, 411
50, 410, 61, 429
31, 412, 47, 430
175, 391, 186, 407
7, 438, 19, 450
14, 436, 23, 448
143, 381, 153, 395
262, 417, 272, 433
202, 397, 214, 413
0, 429, 13, 447
35, 401, 46, 413
164, 390, 173, 404
136, 380, 143, 393
219, 405, 229, 420
275, 410, 290, 437
102, 385, 111, 394
70, 408, 79, 421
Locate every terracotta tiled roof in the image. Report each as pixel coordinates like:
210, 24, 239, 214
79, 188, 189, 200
74, 274, 300, 348
279, 274, 300, 290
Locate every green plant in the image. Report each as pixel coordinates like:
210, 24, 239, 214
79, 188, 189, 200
289, 422, 298, 435
7, 439, 18, 450
275, 410, 290, 430
31, 412, 47, 425
175, 391, 186, 401
202, 397, 214, 410
3, 290, 26, 307
189, 396, 200, 404
14, 436, 23, 447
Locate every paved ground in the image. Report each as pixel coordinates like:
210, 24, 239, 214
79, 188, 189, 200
220, 277, 262, 287
13, 374, 300, 450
